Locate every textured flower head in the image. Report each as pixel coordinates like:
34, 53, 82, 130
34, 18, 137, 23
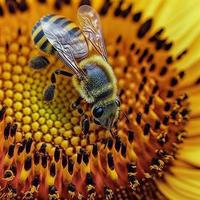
0, 0, 200, 199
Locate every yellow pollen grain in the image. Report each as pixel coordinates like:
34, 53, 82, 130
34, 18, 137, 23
54, 121, 62, 128
3, 63, 11, 71
16, 131, 22, 142
61, 117, 68, 123
63, 130, 72, 139
64, 123, 72, 130
89, 133, 96, 144
47, 109, 53, 114
50, 127, 58, 136
46, 143, 52, 154
5, 90, 13, 97
15, 112, 23, 121
13, 65, 22, 74
31, 104, 39, 112
74, 126, 82, 135
14, 93, 22, 101
5, 116, 12, 123
66, 113, 71, 119
71, 117, 79, 125
27, 77, 34, 84
24, 83, 31, 90
81, 139, 87, 147
34, 131, 43, 142
23, 91, 30, 98
39, 109, 45, 116
13, 102, 23, 111
23, 107, 31, 115
54, 108, 60, 114
65, 147, 73, 156
19, 36, 28, 45
4, 98, 13, 107
0, 47, 5, 53
21, 46, 30, 56
32, 122, 39, 131
18, 56, 27, 66
39, 117, 45, 124
25, 132, 32, 139
0, 54, 6, 63
23, 66, 31, 74
59, 128, 65, 134
0, 90, 4, 100
2, 72, 11, 80
4, 81, 13, 88
30, 97, 37, 104
22, 124, 31, 133
54, 136, 63, 145
72, 110, 80, 117
6, 108, 13, 115
23, 99, 31, 107
14, 83, 23, 92
10, 43, 19, 53
20, 74, 27, 83
32, 113, 39, 121
61, 140, 69, 149
98, 130, 106, 139
41, 125, 48, 133
12, 75, 20, 83
8, 54, 17, 65
71, 137, 80, 146
23, 116, 31, 124
47, 119, 53, 128
44, 134, 52, 143
44, 113, 49, 119
50, 114, 57, 121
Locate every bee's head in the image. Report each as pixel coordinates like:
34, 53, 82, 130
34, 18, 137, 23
92, 98, 120, 130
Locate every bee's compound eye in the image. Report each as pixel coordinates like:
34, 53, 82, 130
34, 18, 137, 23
115, 99, 121, 107
93, 106, 103, 118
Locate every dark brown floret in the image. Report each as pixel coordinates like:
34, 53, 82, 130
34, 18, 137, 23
99, 0, 112, 16
132, 12, 142, 22
137, 18, 153, 38
24, 156, 32, 171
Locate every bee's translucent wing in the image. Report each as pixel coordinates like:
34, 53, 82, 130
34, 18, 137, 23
77, 5, 108, 60
41, 19, 88, 80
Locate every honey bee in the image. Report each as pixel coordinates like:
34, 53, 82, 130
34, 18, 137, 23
30, 5, 120, 133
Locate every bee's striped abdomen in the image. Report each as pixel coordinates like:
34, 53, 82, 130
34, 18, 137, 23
32, 14, 78, 55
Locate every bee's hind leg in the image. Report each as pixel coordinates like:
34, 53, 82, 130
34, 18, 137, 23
44, 69, 73, 102
29, 55, 50, 70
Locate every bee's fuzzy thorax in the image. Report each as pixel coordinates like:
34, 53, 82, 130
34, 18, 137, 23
72, 55, 117, 104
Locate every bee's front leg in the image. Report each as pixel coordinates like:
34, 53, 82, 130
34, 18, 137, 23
44, 69, 73, 102
71, 97, 83, 109
81, 114, 90, 136
71, 97, 90, 136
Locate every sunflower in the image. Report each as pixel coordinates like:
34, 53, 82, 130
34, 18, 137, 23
0, 0, 200, 199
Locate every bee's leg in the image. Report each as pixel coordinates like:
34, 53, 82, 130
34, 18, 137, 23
43, 69, 73, 102
110, 129, 117, 138
71, 97, 83, 109
54, 69, 73, 77
29, 55, 50, 70
43, 73, 56, 102
81, 114, 90, 136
